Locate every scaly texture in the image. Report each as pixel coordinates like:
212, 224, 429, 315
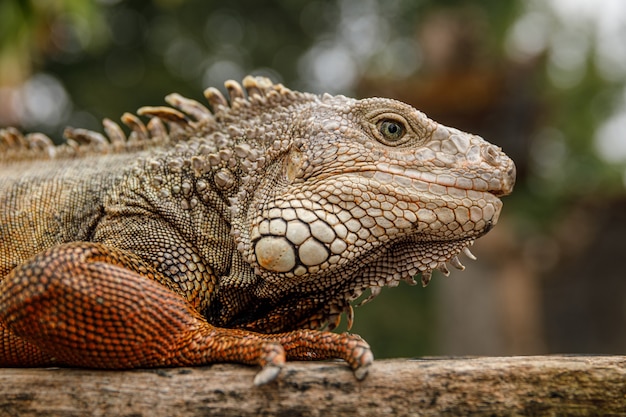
0, 76, 515, 383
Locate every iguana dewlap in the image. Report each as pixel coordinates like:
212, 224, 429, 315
0, 76, 515, 384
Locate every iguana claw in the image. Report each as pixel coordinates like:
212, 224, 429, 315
253, 342, 285, 385
254, 363, 284, 386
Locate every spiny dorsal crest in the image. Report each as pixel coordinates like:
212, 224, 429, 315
0, 76, 312, 164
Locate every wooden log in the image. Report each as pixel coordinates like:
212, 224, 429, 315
0, 355, 624, 416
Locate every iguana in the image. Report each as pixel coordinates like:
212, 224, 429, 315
0, 76, 515, 384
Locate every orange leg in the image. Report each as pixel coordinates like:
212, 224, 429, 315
0, 326, 57, 367
0, 242, 371, 384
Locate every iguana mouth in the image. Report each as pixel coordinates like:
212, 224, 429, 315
310, 167, 511, 212
369, 165, 514, 200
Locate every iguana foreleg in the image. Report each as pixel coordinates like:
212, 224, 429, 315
0, 326, 56, 366
0, 242, 371, 384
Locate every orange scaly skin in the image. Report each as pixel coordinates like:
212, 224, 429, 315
0, 243, 370, 384
0, 76, 514, 383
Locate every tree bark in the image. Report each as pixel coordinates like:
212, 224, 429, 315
0, 355, 624, 416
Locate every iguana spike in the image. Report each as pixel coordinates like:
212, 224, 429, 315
450, 256, 466, 270
0, 127, 28, 149
437, 263, 451, 277
421, 270, 433, 287
242, 76, 262, 97
102, 118, 127, 145
121, 112, 149, 142
146, 116, 167, 139
164, 93, 212, 121
64, 138, 80, 151
463, 246, 477, 261
242, 75, 274, 98
404, 275, 418, 285
356, 286, 382, 307
26, 133, 56, 158
203, 87, 228, 109
137, 106, 188, 125
224, 79, 245, 102
63, 127, 108, 146
26, 132, 54, 148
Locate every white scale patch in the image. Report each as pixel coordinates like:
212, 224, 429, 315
252, 207, 340, 273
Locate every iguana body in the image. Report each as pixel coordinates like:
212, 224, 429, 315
0, 76, 515, 383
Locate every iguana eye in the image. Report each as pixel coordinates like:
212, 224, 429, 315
379, 120, 405, 141
375, 118, 407, 145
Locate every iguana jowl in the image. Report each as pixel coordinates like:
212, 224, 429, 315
0, 76, 515, 384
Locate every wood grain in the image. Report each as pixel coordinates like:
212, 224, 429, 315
1, 355, 624, 416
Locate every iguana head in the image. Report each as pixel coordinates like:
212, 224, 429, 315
219, 77, 515, 330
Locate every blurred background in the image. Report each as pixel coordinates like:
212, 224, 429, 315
1, 0, 625, 358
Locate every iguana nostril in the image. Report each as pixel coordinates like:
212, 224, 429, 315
482, 145, 501, 166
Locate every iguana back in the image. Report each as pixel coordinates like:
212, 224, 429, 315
0, 154, 140, 277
